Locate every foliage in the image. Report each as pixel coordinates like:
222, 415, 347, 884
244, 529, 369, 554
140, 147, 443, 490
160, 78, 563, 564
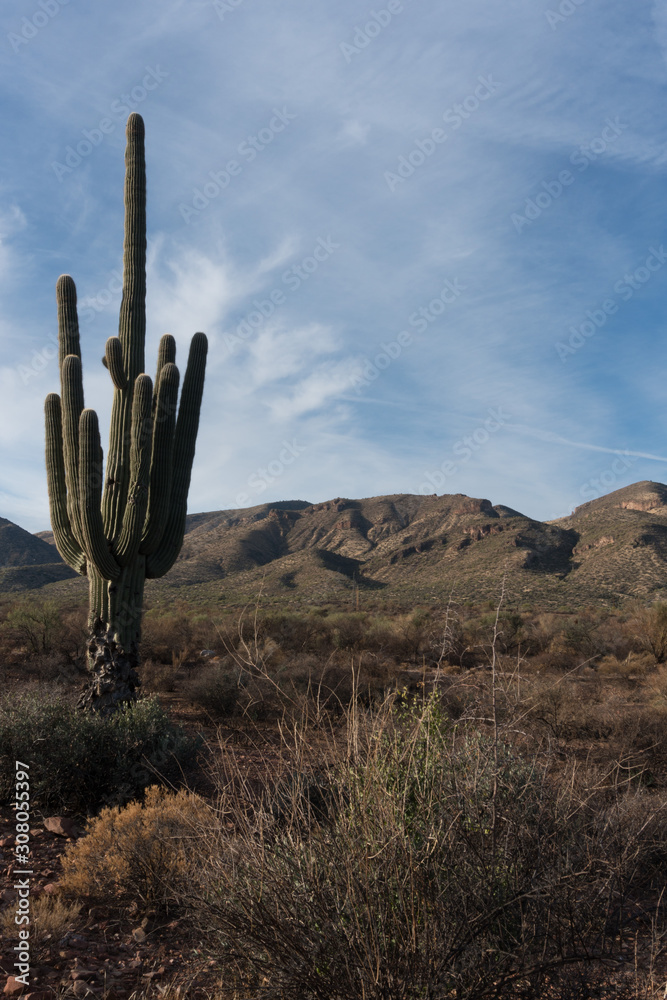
182, 691, 665, 999
0, 692, 200, 814
631, 601, 667, 662
60, 785, 214, 912
2, 598, 66, 656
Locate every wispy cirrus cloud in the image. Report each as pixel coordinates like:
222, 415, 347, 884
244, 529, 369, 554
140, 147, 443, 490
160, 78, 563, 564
1, 0, 667, 532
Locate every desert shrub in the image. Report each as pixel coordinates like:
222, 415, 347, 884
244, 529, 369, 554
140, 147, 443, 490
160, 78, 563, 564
607, 705, 667, 782
0, 692, 200, 814
19, 650, 86, 684
562, 616, 603, 657
476, 609, 525, 654
329, 612, 368, 651
596, 651, 656, 680
425, 608, 470, 667
528, 678, 582, 739
185, 662, 244, 718
1, 598, 64, 656
142, 604, 216, 663
629, 601, 667, 663
187, 693, 662, 1000
530, 646, 578, 672
521, 613, 561, 656
60, 786, 215, 912
0, 598, 85, 665
141, 658, 181, 693
314, 658, 394, 712
256, 611, 334, 654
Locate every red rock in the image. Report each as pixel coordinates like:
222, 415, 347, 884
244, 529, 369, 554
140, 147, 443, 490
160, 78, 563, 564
3, 979, 27, 996
42, 884, 58, 895
43, 817, 76, 838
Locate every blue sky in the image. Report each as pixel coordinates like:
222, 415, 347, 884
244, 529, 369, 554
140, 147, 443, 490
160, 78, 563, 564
2, 0, 667, 533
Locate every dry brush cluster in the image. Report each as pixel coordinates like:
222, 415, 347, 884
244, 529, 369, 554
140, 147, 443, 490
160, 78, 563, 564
53, 688, 667, 1000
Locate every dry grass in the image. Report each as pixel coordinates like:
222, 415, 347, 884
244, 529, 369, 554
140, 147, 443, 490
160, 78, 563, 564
0, 894, 81, 958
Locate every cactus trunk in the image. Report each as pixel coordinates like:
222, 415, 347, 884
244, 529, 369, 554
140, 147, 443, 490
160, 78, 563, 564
45, 114, 208, 715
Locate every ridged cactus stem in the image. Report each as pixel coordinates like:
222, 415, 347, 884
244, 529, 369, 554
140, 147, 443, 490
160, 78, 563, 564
56, 275, 81, 366
102, 113, 147, 547
44, 394, 86, 574
45, 113, 208, 715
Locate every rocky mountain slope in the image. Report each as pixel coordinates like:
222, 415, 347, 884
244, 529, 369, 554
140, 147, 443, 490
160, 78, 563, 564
9, 481, 667, 608
0, 518, 77, 592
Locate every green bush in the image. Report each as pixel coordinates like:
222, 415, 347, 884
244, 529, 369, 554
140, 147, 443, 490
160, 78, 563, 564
0, 692, 201, 815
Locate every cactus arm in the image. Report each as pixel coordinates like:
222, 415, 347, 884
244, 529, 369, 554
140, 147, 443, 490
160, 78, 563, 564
155, 334, 176, 386
140, 362, 179, 556
114, 374, 153, 565
102, 113, 147, 544
79, 409, 121, 580
146, 332, 207, 578
44, 393, 87, 574
104, 337, 128, 390
56, 275, 81, 364
61, 354, 86, 550
119, 112, 146, 376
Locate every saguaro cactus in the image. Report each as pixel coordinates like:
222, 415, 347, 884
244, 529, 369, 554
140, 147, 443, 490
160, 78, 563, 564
45, 113, 208, 715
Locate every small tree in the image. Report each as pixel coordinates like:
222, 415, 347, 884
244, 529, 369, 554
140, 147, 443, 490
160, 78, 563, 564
3, 599, 63, 656
630, 601, 667, 662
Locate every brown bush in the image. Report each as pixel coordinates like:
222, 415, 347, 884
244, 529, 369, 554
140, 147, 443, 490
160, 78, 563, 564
628, 601, 667, 663
60, 786, 215, 912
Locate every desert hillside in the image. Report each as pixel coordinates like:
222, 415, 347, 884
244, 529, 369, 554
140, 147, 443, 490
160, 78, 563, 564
8, 480, 667, 609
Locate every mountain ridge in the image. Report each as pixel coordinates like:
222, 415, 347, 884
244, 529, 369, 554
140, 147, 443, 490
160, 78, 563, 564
6, 481, 667, 607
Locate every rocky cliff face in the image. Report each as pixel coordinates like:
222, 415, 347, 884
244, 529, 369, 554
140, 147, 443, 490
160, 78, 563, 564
16, 481, 667, 606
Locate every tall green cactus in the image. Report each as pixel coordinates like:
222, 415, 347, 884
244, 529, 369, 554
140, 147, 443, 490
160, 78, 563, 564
44, 113, 208, 715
